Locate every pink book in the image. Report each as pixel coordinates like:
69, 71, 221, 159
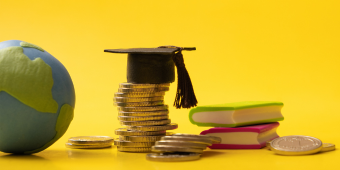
200, 122, 280, 149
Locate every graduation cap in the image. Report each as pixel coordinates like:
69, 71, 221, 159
104, 46, 197, 109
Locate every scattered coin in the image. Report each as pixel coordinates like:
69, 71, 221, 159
115, 128, 166, 136
117, 105, 168, 112
126, 123, 178, 132
114, 101, 164, 107
114, 92, 165, 98
120, 135, 165, 142
118, 87, 169, 93
172, 133, 222, 144
114, 139, 155, 147
117, 146, 152, 153
114, 96, 164, 103
118, 110, 169, 117
65, 143, 112, 149
320, 143, 336, 152
119, 83, 170, 88
118, 115, 169, 121
120, 119, 171, 126
161, 136, 213, 146
156, 140, 208, 149
270, 135, 323, 156
266, 140, 272, 150
152, 145, 204, 154
146, 153, 201, 162
68, 136, 114, 145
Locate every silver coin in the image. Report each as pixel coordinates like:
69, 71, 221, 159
118, 110, 169, 117
156, 140, 208, 149
126, 123, 178, 132
120, 119, 171, 126
65, 143, 112, 149
114, 92, 165, 97
270, 135, 323, 155
173, 133, 222, 144
118, 87, 169, 93
146, 153, 201, 162
118, 115, 169, 121
114, 101, 164, 107
119, 83, 170, 88
117, 105, 168, 112
152, 145, 204, 154
161, 136, 212, 146
114, 96, 164, 103
68, 136, 114, 145
115, 128, 166, 136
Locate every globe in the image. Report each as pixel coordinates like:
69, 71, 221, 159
0, 40, 75, 154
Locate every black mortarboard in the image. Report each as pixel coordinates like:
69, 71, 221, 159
104, 46, 197, 109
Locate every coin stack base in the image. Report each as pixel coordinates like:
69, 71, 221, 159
113, 83, 178, 152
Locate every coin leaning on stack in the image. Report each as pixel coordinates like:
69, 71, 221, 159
113, 83, 178, 152
146, 133, 222, 161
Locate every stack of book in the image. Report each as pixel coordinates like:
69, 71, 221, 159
189, 101, 284, 149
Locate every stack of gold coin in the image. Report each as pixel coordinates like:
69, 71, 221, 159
147, 133, 221, 161
113, 83, 178, 152
65, 136, 114, 149
267, 135, 336, 155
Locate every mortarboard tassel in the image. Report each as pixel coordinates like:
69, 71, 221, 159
158, 46, 198, 109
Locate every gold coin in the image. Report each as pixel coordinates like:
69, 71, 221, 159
114, 92, 165, 98
68, 136, 114, 145
173, 133, 222, 144
152, 145, 204, 154
161, 136, 213, 146
118, 110, 169, 117
126, 123, 178, 132
114, 139, 155, 147
114, 96, 164, 103
270, 135, 323, 155
117, 146, 152, 153
118, 115, 169, 121
156, 140, 208, 149
120, 135, 164, 142
115, 128, 166, 136
146, 153, 201, 162
118, 87, 169, 93
117, 105, 168, 112
320, 143, 336, 152
119, 83, 170, 88
120, 119, 171, 126
114, 101, 164, 107
266, 140, 272, 150
65, 143, 112, 149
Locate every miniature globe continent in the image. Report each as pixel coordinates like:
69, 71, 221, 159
0, 40, 75, 154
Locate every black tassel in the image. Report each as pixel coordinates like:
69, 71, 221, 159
158, 46, 198, 109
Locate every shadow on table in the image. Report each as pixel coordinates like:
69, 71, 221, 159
201, 150, 225, 158
65, 147, 116, 159
0, 153, 47, 161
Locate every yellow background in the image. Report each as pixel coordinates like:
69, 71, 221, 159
0, 0, 339, 169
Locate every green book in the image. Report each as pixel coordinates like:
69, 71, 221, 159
189, 101, 284, 127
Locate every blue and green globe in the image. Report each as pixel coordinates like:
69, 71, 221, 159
0, 40, 75, 154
